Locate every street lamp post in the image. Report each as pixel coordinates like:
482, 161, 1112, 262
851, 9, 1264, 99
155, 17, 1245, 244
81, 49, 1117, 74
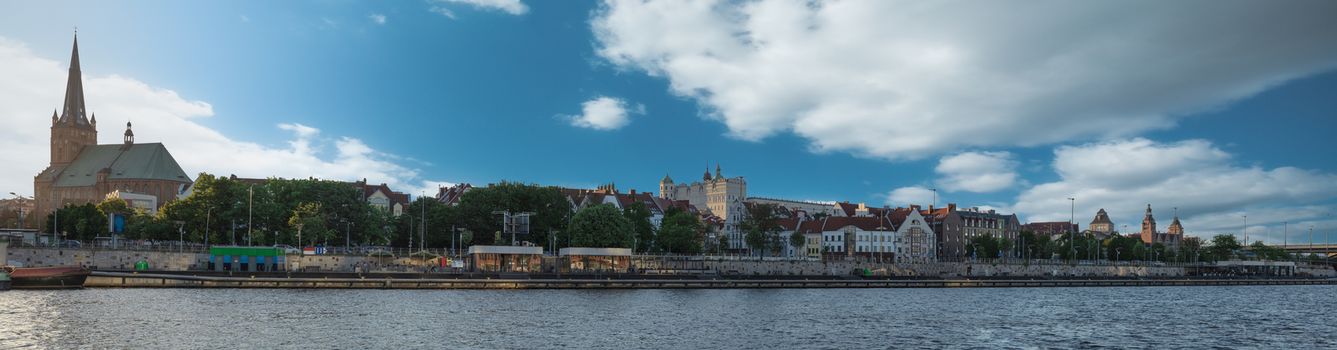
247, 184, 253, 246
1067, 197, 1075, 262
205, 206, 212, 246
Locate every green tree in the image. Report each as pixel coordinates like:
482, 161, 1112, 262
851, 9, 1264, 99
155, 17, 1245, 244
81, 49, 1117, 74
1206, 234, 1242, 261
623, 201, 656, 252
449, 182, 571, 247
789, 230, 806, 253
656, 207, 704, 254
568, 204, 633, 248
966, 234, 1003, 259
741, 203, 783, 256
44, 203, 107, 242
288, 202, 326, 246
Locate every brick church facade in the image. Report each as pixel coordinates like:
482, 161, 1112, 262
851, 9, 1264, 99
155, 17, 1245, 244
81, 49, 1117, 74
33, 34, 193, 230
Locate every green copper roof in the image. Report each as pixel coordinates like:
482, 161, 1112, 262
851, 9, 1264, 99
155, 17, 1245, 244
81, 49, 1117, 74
53, 143, 192, 187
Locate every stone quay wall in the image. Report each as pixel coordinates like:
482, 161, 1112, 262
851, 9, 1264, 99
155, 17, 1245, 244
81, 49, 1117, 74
695, 259, 1185, 278
14, 248, 1332, 278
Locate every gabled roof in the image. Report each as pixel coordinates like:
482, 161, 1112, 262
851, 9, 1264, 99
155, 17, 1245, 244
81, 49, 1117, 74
53, 143, 192, 187
835, 202, 857, 217
1091, 208, 1113, 225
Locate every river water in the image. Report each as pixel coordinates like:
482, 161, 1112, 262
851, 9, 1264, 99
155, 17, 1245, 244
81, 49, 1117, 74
0, 285, 1332, 349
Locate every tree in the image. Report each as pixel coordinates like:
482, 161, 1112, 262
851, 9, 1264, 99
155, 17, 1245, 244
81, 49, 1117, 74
449, 182, 571, 247
966, 234, 1003, 259
1206, 234, 1242, 261
789, 230, 806, 255
623, 201, 656, 252
656, 207, 704, 254
44, 203, 107, 242
741, 203, 783, 256
288, 202, 326, 246
568, 204, 633, 248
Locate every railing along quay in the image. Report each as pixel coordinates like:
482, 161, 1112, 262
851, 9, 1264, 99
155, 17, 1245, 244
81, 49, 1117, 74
87, 271, 1337, 289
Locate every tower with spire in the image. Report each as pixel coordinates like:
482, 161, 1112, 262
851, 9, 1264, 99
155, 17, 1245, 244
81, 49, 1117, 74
49, 33, 98, 166
33, 33, 194, 231
1167, 208, 1185, 236
1140, 204, 1157, 244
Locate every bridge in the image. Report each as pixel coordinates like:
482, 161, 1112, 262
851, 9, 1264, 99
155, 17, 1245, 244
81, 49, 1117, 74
1269, 244, 1337, 257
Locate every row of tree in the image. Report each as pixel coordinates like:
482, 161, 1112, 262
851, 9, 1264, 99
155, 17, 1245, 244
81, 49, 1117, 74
42, 174, 712, 254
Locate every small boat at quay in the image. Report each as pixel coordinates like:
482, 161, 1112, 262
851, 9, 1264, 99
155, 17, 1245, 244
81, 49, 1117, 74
2, 266, 90, 289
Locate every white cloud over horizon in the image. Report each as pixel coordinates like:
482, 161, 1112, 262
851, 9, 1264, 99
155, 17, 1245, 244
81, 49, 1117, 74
1013, 138, 1337, 240
0, 36, 449, 199
935, 151, 1018, 193
592, 0, 1337, 160
564, 96, 643, 131
369, 13, 387, 25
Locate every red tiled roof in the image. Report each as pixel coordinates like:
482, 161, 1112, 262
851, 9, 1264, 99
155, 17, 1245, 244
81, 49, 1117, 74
836, 202, 857, 216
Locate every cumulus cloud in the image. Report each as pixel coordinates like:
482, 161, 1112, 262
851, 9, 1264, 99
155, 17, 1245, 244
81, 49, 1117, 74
591, 0, 1337, 160
369, 13, 387, 25
935, 151, 1018, 193
885, 186, 935, 207
0, 36, 448, 197
563, 96, 643, 131
429, 0, 528, 18
1013, 138, 1337, 239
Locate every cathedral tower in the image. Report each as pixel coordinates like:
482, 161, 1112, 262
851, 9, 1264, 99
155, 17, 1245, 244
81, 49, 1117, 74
50, 33, 98, 166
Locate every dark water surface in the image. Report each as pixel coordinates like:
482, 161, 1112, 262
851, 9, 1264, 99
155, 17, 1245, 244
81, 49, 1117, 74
0, 286, 1332, 349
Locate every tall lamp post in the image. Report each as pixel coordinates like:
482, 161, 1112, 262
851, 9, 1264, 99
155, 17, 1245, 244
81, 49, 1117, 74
247, 184, 253, 246
1067, 197, 1075, 262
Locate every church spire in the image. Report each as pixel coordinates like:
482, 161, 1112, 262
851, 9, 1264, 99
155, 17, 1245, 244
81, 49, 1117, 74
59, 31, 89, 126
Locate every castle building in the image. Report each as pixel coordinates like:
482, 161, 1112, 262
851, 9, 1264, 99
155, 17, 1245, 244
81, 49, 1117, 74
659, 164, 747, 251
1089, 208, 1114, 234
1139, 204, 1184, 248
33, 34, 192, 229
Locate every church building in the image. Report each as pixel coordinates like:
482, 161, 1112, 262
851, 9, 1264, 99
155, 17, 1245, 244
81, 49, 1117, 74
33, 34, 193, 229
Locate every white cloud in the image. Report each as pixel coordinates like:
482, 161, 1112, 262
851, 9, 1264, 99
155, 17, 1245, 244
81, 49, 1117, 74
935, 151, 1018, 193
563, 96, 642, 131
885, 186, 935, 207
429, 0, 528, 17
0, 36, 448, 197
591, 0, 1337, 160
1013, 138, 1337, 239
369, 13, 387, 25
239, 15, 250, 23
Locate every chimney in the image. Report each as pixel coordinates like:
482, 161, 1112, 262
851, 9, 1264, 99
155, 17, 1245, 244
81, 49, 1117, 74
929, 204, 935, 212
948, 203, 957, 211
630, 189, 637, 196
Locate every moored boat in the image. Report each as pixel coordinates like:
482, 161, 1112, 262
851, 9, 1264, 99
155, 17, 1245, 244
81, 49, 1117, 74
3, 266, 91, 289
0, 270, 10, 291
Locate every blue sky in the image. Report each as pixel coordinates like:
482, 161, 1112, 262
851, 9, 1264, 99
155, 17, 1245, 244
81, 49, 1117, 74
2, 0, 1335, 243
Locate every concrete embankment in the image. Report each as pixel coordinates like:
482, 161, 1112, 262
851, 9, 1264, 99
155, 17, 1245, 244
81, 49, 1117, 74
86, 271, 1336, 289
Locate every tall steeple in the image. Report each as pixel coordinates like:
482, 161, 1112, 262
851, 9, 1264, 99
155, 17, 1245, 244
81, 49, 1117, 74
59, 32, 90, 126
49, 31, 99, 166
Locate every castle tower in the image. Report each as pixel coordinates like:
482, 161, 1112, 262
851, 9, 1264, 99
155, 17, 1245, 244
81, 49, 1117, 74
1168, 209, 1184, 236
658, 173, 674, 200
50, 33, 98, 166
1139, 204, 1157, 244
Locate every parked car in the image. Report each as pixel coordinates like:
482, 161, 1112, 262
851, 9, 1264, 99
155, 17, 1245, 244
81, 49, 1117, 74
60, 240, 82, 248
273, 244, 300, 254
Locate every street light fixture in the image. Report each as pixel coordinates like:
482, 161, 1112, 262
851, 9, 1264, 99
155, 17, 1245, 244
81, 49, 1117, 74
1067, 197, 1075, 262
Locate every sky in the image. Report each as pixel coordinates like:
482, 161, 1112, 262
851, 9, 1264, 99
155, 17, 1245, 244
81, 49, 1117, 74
1, 0, 1336, 244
